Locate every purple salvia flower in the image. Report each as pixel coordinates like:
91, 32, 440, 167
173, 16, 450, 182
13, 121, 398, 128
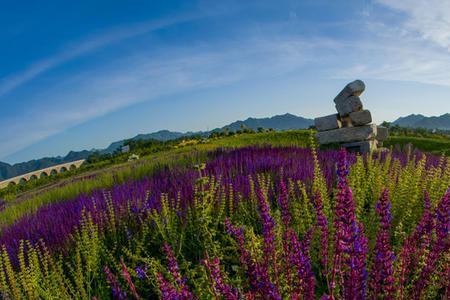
416, 192, 434, 249
334, 149, 356, 253
278, 180, 296, 292
104, 266, 127, 300
225, 218, 259, 293
414, 190, 449, 299
225, 218, 248, 266
278, 180, 291, 228
345, 221, 368, 300
314, 192, 329, 280
163, 243, 184, 287
256, 189, 277, 268
225, 217, 279, 299
288, 228, 315, 299
157, 273, 180, 300
162, 243, 194, 299
126, 229, 133, 241
135, 265, 148, 280
331, 149, 367, 299
398, 191, 436, 297
256, 189, 281, 298
202, 256, 239, 300
370, 189, 395, 299
120, 257, 140, 299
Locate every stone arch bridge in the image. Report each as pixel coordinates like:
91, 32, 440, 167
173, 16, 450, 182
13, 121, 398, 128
0, 159, 85, 189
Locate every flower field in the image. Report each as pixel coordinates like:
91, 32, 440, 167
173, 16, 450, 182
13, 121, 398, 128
0, 145, 449, 299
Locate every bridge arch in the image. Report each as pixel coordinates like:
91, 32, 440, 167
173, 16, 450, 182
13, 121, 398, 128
0, 159, 85, 190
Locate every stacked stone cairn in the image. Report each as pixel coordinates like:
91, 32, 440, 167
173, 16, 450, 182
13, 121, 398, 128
314, 80, 388, 153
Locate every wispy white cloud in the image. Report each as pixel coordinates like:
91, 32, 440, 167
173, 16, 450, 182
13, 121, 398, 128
334, 1, 450, 86
0, 36, 322, 159
376, 0, 450, 50
0, 15, 199, 97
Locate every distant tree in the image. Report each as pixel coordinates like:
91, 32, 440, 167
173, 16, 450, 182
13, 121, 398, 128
380, 121, 391, 128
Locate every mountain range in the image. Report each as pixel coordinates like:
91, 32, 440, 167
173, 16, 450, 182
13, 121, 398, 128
392, 113, 450, 130
2, 112, 449, 181
0, 113, 313, 181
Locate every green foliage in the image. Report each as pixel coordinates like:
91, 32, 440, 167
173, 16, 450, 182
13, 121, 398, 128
385, 136, 450, 155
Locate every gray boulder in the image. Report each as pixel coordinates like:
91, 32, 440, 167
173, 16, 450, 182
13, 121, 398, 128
349, 110, 372, 126
315, 124, 377, 144
314, 114, 342, 131
334, 80, 365, 104
335, 96, 363, 117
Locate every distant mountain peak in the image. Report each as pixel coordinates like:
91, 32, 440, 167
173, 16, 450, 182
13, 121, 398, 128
0, 113, 314, 181
393, 113, 450, 130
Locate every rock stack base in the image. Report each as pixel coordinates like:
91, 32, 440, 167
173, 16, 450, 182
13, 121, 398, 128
314, 80, 388, 153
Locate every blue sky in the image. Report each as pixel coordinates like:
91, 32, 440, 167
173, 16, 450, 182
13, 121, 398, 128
1, 0, 450, 163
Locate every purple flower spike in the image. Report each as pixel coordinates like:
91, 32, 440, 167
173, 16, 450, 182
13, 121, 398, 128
256, 189, 280, 297
225, 218, 259, 293
371, 189, 396, 299
135, 265, 148, 280
157, 273, 179, 300
414, 190, 449, 299
278, 180, 291, 228
202, 256, 239, 299
346, 222, 368, 300
162, 243, 194, 299
288, 228, 315, 299
314, 192, 329, 279
104, 266, 127, 300
330, 149, 368, 299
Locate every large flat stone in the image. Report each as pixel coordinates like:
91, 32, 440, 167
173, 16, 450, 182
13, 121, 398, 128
315, 124, 377, 145
314, 114, 342, 131
334, 80, 365, 104
335, 96, 363, 117
377, 126, 389, 141
342, 140, 377, 153
349, 110, 372, 126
